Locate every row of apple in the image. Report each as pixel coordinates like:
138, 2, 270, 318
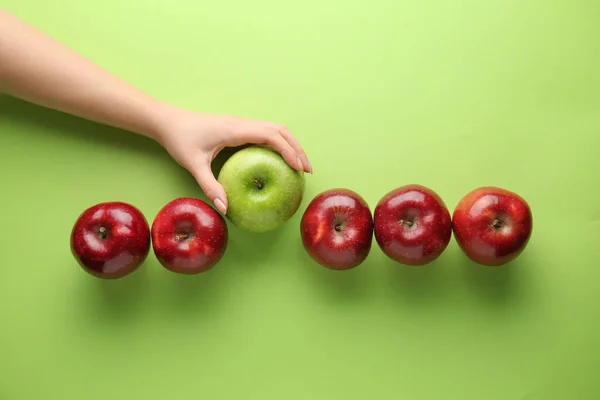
299, 184, 533, 270
69, 183, 532, 279
69, 146, 532, 278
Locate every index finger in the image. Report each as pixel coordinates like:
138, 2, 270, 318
273, 125, 312, 174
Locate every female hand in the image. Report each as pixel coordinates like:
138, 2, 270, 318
156, 109, 313, 215
0, 9, 311, 211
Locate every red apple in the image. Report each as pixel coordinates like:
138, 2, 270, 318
373, 184, 452, 266
452, 186, 532, 266
300, 189, 373, 270
70, 202, 151, 279
151, 198, 228, 274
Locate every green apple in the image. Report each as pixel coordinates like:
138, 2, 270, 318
217, 146, 305, 233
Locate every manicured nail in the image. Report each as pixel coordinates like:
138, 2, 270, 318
296, 157, 304, 171
214, 198, 227, 214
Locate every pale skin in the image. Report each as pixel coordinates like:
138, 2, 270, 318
0, 9, 312, 214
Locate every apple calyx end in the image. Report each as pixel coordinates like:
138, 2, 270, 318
334, 224, 344, 232
492, 218, 503, 229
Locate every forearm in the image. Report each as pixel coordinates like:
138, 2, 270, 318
0, 10, 172, 141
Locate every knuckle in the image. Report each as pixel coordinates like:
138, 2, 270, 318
270, 132, 285, 145
194, 174, 215, 195
266, 128, 278, 137
257, 130, 272, 142
201, 183, 217, 197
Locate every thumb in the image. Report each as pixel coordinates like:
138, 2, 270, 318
191, 163, 228, 215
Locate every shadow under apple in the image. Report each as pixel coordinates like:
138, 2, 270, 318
382, 250, 450, 306
225, 224, 291, 272
153, 261, 233, 319
71, 259, 151, 326
295, 242, 374, 303
458, 246, 528, 306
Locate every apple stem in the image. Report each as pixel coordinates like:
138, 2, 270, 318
98, 226, 108, 240
251, 179, 263, 189
175, 233, 190, 241
399, 219, 413, 228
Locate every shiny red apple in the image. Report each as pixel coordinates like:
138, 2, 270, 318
151, 197, 228, 274
373, 184, 452, 266
70, 202, 151, 279
452, 186, 532, 266
300, 188, 373, 270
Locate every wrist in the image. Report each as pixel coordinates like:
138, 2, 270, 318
145, 101, 183, 145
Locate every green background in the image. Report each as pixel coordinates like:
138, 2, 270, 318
1, 1, 599, 399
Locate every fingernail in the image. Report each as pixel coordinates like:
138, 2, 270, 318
307, 160, 313, 174
214, 198, 227, 214
296, 157, 304, 171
